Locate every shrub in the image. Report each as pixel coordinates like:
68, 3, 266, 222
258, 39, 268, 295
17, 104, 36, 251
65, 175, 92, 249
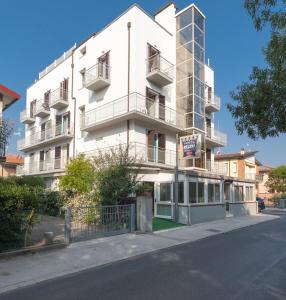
39, 191, 64, 217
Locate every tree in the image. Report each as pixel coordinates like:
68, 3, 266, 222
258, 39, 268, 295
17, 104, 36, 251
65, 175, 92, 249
92, 145, 140, 205
267, 165, 286, 193
227, 0, 286, 139
59, 154, 96, 196
0, 119, 13, 158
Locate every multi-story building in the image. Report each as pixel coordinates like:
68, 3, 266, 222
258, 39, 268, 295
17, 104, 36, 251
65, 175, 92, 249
18, 2, 257, 223
257, 164, 274, 204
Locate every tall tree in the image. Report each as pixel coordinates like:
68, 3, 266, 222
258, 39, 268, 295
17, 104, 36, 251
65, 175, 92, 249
227, 0, 286, 139
267, 165, 286, 192
0, 119, 13, 159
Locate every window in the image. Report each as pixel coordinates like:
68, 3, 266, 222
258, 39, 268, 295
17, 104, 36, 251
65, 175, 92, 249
79, 106, 85, 134
234, 186, 244, 202
246, 186, 254, 201
232, 162, 237, 173
80, 69, 86, 87
60, 79, 69, 100
80, 46, 86, 56
54, 146, 61, 169
208, 183, 220, 203
189, 182, 205, 203
160, 183, 172, 202
179, 182, 184, 203
44, 91, 50, 108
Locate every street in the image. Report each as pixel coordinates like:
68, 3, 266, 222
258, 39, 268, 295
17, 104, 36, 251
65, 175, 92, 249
1, 211, 286, 300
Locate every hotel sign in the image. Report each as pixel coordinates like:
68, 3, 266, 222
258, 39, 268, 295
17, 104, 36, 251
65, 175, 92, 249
180, 134, 201, 159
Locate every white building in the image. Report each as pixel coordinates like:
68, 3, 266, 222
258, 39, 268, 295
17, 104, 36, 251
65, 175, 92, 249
17, 2, 257, 223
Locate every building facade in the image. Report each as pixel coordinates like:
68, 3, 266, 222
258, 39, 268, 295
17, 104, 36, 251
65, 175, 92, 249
0, 154, 24, 177
257, 165, 274, 203
18, 3, 257, 223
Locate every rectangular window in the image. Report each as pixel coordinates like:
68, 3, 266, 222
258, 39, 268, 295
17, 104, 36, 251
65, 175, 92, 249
179, 182, 184, 203
60, 79, 69, 100
160, 183, 171, 202
189, 182, 197, 203
44, 91, 50, 108
234, 186, 244, 202
214, 184, 220, 202
80, 46, 86, 56
198, 182, 204, 203
208, 183, 220, 203
208, 184, 214, 203
54, 146, 61, 169
80, 69, 86, 87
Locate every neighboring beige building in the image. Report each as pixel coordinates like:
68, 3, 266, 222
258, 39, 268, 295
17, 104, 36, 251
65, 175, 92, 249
0, 154, 24, 177
257, 164, 274, 200
214, 149, 257, 180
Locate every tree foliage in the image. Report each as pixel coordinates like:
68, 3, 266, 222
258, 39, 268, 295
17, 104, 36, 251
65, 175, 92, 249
0, 119, 13, 157
267, 165, 286, 192
227, 0, 286, 139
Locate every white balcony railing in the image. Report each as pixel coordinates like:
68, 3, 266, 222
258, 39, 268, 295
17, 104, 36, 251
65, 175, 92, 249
16, 157, 67, 176
17, 123, 73, 151
206, 127, 227, 146
20, 109, 35, 124
206, 160, 228, 175
245, 173, 256, 180
205, 94, 221, 111
83, 93, 184, 131
84, 62, 111, 91
146, 54, 174, 86
50, 88, 69, 109
82, 142, 177, 167
35, 99, 50, 117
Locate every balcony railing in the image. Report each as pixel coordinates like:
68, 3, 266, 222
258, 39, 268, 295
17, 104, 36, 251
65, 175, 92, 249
81, 142, 177, 167
146, 54, 174, 86
17, 123, 73, 151
34, 99, 50, 118
16, 158, 66, 176
84, 62, 111, 91
206, 160, 228, 175
83, 93, 184, 131
245, 173, 256, 180
50, 88, 69, 109
205, 94, 221, 112
206, 127, 227, 147
20, 109, 35, 124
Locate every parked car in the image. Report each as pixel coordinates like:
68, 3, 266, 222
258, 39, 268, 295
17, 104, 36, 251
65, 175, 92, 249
256, 197, 265, 211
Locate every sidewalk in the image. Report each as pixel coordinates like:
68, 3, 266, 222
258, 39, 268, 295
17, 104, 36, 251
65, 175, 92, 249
0, 213, 279, 295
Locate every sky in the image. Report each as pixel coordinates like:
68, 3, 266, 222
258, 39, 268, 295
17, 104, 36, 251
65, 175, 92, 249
0, 0, 285, 167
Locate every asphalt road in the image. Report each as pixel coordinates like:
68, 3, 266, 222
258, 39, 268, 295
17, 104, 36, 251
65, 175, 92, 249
1, 211, 286, 300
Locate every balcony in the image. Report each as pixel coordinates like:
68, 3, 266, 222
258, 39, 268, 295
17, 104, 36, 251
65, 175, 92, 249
82, 142, 176, 168
18, 123, 73, 152
82, 93, 184, 132
20, 109, 35, 124
50, 88, 69, 110
84, 62, 110, 91
245, 173, 257, 180
16, 158, 66, 176
205, 94, 221, 113
34, 100, 50, 118
206, 127, 227, 147
146, 54, 174, 87
206, 160, 228, 175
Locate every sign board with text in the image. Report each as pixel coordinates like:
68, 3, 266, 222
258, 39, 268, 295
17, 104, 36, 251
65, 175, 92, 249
180, 134, 201, 159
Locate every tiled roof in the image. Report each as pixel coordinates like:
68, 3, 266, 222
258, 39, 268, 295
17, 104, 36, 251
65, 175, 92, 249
259, 165, 274, 172
215, 151, 257, 161
3, 154, 24, 165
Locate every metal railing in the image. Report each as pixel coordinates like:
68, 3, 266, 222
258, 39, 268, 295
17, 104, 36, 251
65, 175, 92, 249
245, 173, 256, 180
206, 160, 228, 175
81, 142, 177, 167
17, 123, 73, 150
206, 127, 227, 146
50, 88, 69, 106
35, 99, 50, 114
16, 157, 66, 176
20, 109, 35, 122
146, 54, 174, 80
84, 62, 110, 86
206, 94, 221, 110
83, 93, 184, 129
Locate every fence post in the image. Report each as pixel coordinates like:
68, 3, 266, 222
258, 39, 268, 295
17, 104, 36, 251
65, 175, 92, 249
64, 207, 71, 245
130, 204, 136, 233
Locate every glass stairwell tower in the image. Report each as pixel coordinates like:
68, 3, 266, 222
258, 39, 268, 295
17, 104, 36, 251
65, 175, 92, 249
176, 6, 206, 169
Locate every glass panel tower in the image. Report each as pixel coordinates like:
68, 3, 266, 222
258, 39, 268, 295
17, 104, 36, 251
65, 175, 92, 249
176, 6, 206, 168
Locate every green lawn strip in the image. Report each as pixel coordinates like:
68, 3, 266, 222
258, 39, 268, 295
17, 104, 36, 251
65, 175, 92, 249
152, 217, 185, 232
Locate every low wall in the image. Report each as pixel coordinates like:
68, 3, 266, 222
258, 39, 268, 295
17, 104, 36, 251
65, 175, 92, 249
178, 203, 226, 225
229, 201, 258, 217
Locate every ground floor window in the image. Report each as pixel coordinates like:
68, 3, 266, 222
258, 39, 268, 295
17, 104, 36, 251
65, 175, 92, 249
160, 183, 172, 202
208, 183, 220, 203
178, 182, 184, 203
245, 186, 254, 201
189, 181, 205, 204
234, 186, 244, 202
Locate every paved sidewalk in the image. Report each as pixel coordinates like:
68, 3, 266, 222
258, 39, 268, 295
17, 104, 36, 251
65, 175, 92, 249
0, 213, 279, 295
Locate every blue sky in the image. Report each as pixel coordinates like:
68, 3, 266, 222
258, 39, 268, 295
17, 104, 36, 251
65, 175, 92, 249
0, 0, 285, 166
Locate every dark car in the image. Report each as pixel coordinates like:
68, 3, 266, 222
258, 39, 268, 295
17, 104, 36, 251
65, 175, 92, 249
256, 197, 265, 211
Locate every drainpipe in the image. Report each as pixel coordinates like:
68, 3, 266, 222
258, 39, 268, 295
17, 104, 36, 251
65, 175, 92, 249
71, 49, 76, 158
127, 22, 131, 147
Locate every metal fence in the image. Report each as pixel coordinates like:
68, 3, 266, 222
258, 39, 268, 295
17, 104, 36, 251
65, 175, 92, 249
65, 204, 135, 243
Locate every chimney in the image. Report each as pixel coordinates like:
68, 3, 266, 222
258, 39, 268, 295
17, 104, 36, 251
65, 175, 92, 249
240, 148, 245, 156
